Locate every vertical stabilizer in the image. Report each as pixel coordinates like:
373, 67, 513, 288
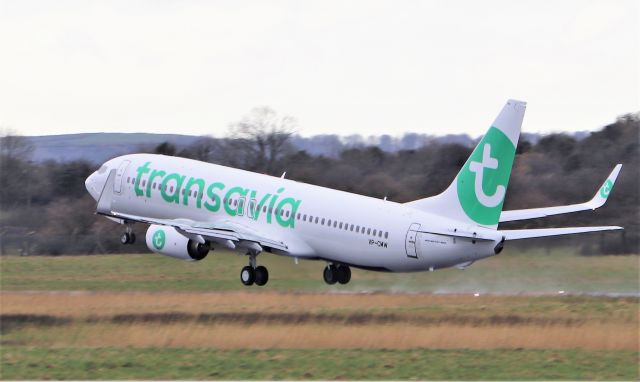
405, 99, 526, 228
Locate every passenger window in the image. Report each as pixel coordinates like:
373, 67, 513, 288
263, 206, 267, 213
315, 217, 319, 224
327, 219, 332, 226
181, 189, 185, 195
356, 225, 360, 232
303, 214, 307, 221
385, 232, 389, 239
339, 222, 343, 229
142, 180, 146, 187
170, 186, 174, 192
373, 229, 377, 236
297, 213, 301, 220
286, 211, 290, 217
333, 221, 337, 228
350, 224, 354, 231
378, 231, 383, 237
321, 218, 325, 225
367, 228, 371, 235
234, 200, 238, 206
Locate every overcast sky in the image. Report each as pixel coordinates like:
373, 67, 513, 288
0, 0, 638, 138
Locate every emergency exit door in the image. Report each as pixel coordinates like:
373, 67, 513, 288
405, 223, 420, 258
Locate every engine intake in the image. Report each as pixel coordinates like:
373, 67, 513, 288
146, 225, 210, 261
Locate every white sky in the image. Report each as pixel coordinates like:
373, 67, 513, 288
0, 0, 638, 138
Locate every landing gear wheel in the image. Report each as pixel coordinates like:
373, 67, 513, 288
129, 233, 136, 244
337, 265, 351, 284
323, 265, 338, 285
240, 266, 255, 286
120, 232, 131, 245
254, 266, 269, 286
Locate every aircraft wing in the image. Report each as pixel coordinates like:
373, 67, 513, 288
499, 164, 622, 223
108, 211, 289, 252
95, 169, 288, 252
501, 226, 622, 240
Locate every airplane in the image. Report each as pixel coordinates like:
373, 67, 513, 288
85, 100, 623, 286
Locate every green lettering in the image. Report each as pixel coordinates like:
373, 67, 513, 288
135, 162, 151, 196
146, 169, 166, 197
183, 177, 206, 207
276, 198, 301, 228
223, 187, 249, 216
160, 173, 185, 204
267, 188, 284, 224
204, 182, 225, 212
250, 191, 272, 221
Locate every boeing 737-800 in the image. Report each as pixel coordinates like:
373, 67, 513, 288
85, 100, 623, 286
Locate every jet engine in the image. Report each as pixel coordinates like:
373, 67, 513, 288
145, 225, 210, 261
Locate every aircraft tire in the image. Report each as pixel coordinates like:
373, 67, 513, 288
240, 266, 255, 286
120, 232, 130, 245
337, 265, 351, 284
254, 266, 269, 286
323, 265, 338, 285
129, 233, 136, 244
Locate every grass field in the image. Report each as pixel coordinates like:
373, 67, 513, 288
2, 348, 637, 380
1, 248, 638, 380
1, 247, 638, 293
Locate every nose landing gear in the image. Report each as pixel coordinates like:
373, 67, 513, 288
323, 264, 351, 285
120, 225, 136, 245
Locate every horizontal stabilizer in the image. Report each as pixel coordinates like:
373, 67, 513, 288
502, 226, 622, 240
500, 164, 622, 222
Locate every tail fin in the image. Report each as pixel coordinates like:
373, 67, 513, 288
405, 99, 526, 228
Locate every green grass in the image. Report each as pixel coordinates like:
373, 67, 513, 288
2, 249, 638, 380
1, 347, 637, 380
1, 247, 638, 293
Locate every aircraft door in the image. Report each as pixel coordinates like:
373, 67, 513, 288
113, 160, 130, 194
237, 197, 246, 216
405, 223, 420, 258
247, 199, 257, 220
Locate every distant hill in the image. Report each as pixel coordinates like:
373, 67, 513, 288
25, 133, 200, 163
24, 131, 585, 163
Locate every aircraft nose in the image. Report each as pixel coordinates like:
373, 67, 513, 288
85, 172, 99, 200
85, 169, 107, 201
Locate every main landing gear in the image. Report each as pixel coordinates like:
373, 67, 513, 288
120, 225, 136, 245
240, 253, 269, 286
323, 264, 351, 285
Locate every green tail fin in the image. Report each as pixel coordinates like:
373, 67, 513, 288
405, 99, 526, 228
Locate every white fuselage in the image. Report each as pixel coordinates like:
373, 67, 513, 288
88, 154, 502, 272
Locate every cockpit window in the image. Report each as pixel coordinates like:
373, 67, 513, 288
97, 165, 108, 174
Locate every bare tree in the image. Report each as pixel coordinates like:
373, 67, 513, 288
0, 128, 34, 161
0, 129, 37, 208
227, 107, 296, 175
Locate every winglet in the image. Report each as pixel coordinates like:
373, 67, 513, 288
588, 164, 622, 209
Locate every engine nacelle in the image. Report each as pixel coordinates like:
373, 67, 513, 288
146, 225, 210, 261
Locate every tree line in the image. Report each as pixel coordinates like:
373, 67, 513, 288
1, 108, 638, 255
